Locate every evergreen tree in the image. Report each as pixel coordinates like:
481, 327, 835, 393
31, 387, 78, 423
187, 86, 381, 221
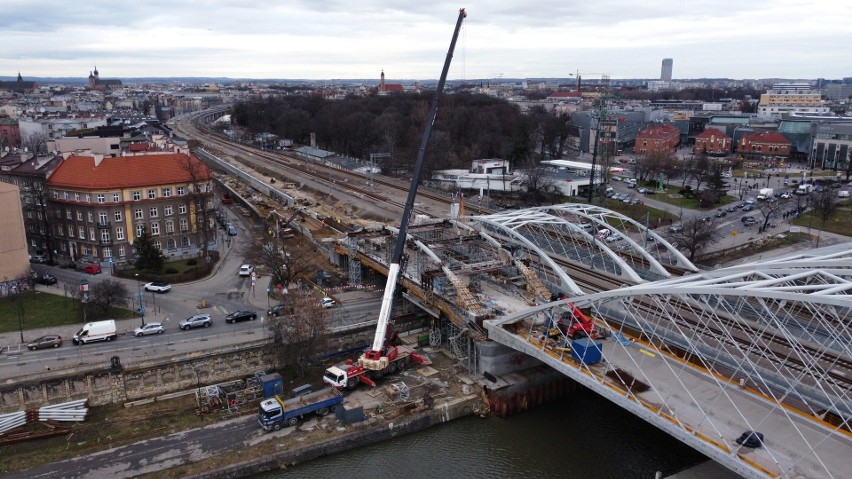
133, 229, 164, 272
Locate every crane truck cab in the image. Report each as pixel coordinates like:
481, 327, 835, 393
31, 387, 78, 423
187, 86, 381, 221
551, 303, 608, 340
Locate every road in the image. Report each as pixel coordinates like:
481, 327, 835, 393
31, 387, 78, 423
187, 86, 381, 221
3, 413, 266, 479
1, 202, 383, 378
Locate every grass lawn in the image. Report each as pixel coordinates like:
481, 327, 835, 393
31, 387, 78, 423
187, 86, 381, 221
791, 204, 852, 237
0, 290, 135, 334
600, 197, 679, 226
644, 187, 738, 212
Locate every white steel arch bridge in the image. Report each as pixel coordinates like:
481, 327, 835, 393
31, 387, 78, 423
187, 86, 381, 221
484, 243, 852, 479
340, 203, 850, 477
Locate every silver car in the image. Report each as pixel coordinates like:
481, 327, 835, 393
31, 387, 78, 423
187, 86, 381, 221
134, 322, 164, 337
179, 314, 212, 330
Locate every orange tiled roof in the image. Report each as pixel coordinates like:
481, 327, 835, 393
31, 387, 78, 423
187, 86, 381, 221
47, 154, 210, 190
742, 131, 791, 144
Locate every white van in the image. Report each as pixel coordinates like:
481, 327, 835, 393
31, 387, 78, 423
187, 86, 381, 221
839, 190, 850, 198
73, 320, 117, 345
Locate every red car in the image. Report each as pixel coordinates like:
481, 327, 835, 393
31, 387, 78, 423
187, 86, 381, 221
83, 264, 102, 274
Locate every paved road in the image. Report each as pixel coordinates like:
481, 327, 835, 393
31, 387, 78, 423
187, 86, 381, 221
4, 413, 267, 478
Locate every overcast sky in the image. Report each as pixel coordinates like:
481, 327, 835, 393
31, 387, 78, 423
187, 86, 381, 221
3, 1, 850, 81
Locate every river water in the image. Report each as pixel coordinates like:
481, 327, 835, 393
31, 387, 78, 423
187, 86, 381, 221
255, 388, 707, 479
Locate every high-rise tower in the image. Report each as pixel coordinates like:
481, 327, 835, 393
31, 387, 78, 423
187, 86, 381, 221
661, 58, 673, 82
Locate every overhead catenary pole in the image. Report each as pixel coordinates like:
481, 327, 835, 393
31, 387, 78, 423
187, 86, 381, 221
363, 8, 467, 364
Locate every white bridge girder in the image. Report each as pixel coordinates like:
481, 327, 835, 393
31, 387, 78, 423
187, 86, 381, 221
485, 243, 852, 479
470, 204, 697, 285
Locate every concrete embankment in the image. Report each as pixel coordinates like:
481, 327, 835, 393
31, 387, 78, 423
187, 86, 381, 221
186, 394, 483, 479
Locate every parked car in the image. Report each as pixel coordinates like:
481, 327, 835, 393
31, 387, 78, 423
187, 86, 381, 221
267, 304, 288, 317
83, 264, 102, 274
605, 235, 619, 243
320, 297, 336, 309
726, 206, 737, 213
36, 274, 57, 285
225, 310, 257, 323
595, 228, 611, 240
179, 314, 212, 330
715, 210, 727, 218
29, 254, 48, 264
134, 322, 164, 337
637, 187, 649, 194
742, 216, 757, 225
743, 204, 755, 212
239, 264, 255, 277
780, 192, 791, 199
144, 281, 171, 293
668, 223, 684, 233
27, 335, 62, 350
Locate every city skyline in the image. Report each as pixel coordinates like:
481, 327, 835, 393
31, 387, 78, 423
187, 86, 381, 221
2, 1, 851, 81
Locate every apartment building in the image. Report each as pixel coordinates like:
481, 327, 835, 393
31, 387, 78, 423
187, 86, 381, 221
46, 153, 214, 265
0, 153, 63, 258
758, 83, 829, 119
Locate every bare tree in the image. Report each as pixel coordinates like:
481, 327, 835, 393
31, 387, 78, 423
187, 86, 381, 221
267, 288, 330, 378
810, 188, 839, 229
666, 215, 720, 261
756, 199, 790, 233
250, 235, 318, 290
521, 161, 556, 205
90, 279, 129, 317
178, 155, 214, 261
24, 133, 48, 156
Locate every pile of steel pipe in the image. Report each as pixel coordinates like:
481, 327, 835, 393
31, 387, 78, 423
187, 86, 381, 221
0, 411, 27, 434
38, 399, 89, 422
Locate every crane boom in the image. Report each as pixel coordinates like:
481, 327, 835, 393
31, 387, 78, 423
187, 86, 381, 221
362, 8, 467, 368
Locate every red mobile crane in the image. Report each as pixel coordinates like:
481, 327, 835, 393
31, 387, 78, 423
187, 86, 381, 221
323, 8, 468, 390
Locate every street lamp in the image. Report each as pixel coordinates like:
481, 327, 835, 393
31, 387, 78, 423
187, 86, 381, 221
135, 273, 145, 326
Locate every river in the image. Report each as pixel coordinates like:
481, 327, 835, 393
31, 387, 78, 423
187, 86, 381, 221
254, 388, 707, 479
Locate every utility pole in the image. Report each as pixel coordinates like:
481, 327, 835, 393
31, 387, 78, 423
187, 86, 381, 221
587, 75, 611, 204
368, 153, 390, 187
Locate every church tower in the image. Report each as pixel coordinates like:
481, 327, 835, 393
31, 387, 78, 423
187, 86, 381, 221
380, 70, 385, 92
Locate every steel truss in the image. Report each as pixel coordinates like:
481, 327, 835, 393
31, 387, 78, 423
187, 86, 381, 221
485, 243, 852, 479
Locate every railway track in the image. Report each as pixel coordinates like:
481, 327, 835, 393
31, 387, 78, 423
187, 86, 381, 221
174, 111, 852, 397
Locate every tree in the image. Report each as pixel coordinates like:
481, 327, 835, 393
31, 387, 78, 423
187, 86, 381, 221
251, 233, 318, 290
521, 161, 556, 205
757, 198, 789, 233
24, 133, 48, 156
178, 155, 214, 262
666, 215, 720, 261
811, 188, 838, 228
90, 279, 129, 317
134, 228, 165, 272
267, 288, 330, 378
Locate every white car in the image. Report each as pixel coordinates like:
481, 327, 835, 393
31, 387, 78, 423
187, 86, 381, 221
321, 297, 336, 309
144, 281, 171, 293
239, 264, 255, 276
134, 322, 164, 337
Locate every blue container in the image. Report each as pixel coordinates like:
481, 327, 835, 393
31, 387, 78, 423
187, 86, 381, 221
571, 337, 603, 365
259, 372, 283, 398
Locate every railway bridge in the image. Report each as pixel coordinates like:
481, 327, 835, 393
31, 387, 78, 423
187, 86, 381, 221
336, 206, 851, 479
181, 108, 851, 478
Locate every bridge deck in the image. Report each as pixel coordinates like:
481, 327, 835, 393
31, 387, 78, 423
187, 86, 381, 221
485, 321, 852, 479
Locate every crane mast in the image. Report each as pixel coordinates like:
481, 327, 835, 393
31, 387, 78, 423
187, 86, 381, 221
360, 8, 467, 370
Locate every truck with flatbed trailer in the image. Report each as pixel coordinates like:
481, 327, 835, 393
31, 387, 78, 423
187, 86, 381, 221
257, 387, 343, 431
